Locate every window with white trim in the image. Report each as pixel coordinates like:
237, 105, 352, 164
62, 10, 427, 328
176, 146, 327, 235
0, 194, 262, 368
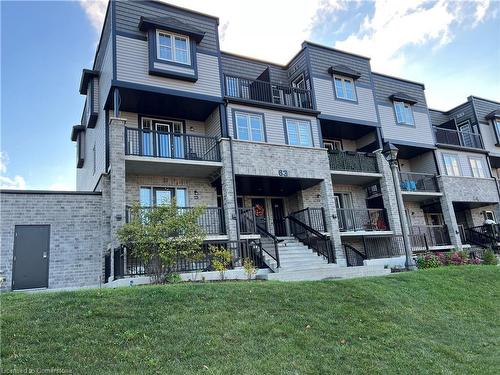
394, 101, 415, 125
140, 187, 187, 207
156, 30, 190, 65
469, 157, 487, 178
324, 139, 342, 151
235, 112, 265, 142
333, 76, 356, 101
285, 118, 313, 147
442, 153, 461, 176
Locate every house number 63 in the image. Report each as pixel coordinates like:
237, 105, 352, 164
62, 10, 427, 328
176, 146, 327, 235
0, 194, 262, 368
278, 170, 288, 177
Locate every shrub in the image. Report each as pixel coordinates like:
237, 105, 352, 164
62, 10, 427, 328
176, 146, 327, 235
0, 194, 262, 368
164, 273, 182, 283
416, 254, 441, 269
211, 246, 233, 280
449, 251, 468, 266
483, 250, 498, 265
243, 258, 256, 280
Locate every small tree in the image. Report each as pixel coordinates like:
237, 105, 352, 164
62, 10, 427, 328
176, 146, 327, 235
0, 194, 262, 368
243, 258, 256, 280
210, 245, 233, 281
117, 201, 206, 283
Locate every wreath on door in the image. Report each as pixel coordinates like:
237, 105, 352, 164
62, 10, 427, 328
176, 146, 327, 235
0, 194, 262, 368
254, 204, 265, 217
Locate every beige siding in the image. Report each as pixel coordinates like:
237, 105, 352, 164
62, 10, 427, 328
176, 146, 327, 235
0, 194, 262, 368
435, 149, 490, 178
227, 103, 320, 147
479, 122, 500, 157
313, 77, 378, 123
116, 35, 221, 98
378, 105, 434, 146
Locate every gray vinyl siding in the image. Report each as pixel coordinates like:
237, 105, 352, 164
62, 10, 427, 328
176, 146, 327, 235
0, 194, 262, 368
115, 0, 219, 52
378, 104, 434, 146
220, 53, 269, 80
479, 122, 500, 156
429, 109, 449, 126
287, 50, 308, 81
76, 39, 113, 191
268, 65, 288, 84
116, 35, 221, 97
205, 107, 221, 138
313, 77, 378, 123
435, 149, 489, 178
92, 77, 99, 109
472, 97, 500, 123
372, 73, 427, 112
447, 102, 477, 126
399, 152, 437, 174
307, 44, 372, 86
227, 104, 320, 147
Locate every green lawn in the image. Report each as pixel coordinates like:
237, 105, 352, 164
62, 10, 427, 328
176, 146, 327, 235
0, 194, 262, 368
1, 267, 499, 375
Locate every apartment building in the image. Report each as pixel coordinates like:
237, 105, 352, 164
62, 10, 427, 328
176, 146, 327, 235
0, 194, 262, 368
2, 0, 499, 290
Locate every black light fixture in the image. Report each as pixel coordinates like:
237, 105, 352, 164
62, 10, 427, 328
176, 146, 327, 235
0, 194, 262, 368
382, 142, 399, 164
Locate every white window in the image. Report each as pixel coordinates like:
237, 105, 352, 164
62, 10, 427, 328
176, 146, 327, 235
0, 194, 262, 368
140, 187, 187, 207
286, 119, 313, 147
156, 30, 190, 65
495, 120, 500, 140
235, 112, 265, 142
483, 211, 496, 222
469, 157, 487, 178
394, 101, 415, 125
333, 76, 356, 101
442, 153, 461, 176
324, 139, 342, 151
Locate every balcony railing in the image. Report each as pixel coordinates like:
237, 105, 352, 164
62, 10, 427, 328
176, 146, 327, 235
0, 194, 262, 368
126, 206, 226, 235
337, 208, 388, 232
329, 151, 379, 173
410, 225, 450, 247
125, 127, 221, 162
399, 172, 439, 192
434, 127, 484, 149
288, 208, 326, 232
238, 207, 257, 234
224, 74, 313, 110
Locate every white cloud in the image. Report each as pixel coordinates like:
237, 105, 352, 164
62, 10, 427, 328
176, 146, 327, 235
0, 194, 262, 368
333, 0, 494, 75
0, 152, 27, 190
79, 0, 107, 33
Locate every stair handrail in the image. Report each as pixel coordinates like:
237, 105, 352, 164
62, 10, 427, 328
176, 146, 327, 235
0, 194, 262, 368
464, 226, 497, 248
286, 215, 335, 263
343, 244, 367, 267
255, 224, 281, 268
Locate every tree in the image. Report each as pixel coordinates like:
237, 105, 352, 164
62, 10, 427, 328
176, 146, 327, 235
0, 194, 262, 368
117, 201, 206, 283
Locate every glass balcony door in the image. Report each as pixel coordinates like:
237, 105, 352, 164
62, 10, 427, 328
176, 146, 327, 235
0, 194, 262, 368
141, 118, 184, 158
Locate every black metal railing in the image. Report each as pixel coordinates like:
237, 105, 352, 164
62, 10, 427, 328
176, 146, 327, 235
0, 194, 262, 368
363, 234, 427, 259
125, 127, 221, 162
434, 127, 484, 149
337, 208, 389, 232
288, 215, 335, 263
399, 172, 439, 192
343, 244, 367, 267
411, 225, 450, 247
328, 150, 379, 173
126, 206, 226, 235
255, 224, 281, 268
289, 208, 326, 232
238, 208, 257, 234
463, 225, 499, 248
224, 74, 313, 110
112, 240, 269, 279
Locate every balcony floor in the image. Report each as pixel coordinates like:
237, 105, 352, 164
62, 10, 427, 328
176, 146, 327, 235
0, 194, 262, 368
330, 170, 383, 185
125, 156, 222, 178
401, 191, 443, 202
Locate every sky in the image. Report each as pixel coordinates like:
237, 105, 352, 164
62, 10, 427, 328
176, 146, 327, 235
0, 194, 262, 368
1, 0, 499, 191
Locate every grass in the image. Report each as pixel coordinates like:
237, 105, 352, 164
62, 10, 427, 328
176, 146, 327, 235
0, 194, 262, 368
1, 266, 499, 375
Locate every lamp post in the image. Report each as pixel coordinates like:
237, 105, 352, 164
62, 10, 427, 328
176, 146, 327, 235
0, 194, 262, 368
382, 143, 415, 270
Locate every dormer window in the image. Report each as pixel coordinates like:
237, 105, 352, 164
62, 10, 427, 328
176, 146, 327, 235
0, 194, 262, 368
156, 30, 190, 65
334, 76, 356, 101
394, 101, 414, 126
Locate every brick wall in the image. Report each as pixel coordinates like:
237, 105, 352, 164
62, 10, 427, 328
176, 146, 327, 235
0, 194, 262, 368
0, 192, 104, 290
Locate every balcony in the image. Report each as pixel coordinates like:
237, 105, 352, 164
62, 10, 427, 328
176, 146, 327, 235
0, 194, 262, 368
127, 206, 226, 236
224, 74, 313, 110
434, 127, 484, 149
125, 127, 221, 162
399, 172, 440, 198
337, 208, 389, 233
410, 225, 451, 248
329, 151, 379, 173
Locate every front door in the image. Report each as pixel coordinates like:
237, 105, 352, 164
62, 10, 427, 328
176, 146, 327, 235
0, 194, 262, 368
12, 225, 50, 290
271, 199, 286, 236
251, 198, 267, 231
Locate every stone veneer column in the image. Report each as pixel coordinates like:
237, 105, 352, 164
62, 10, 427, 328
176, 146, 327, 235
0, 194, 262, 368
109, 117, 127, 268
437, 177, 463, 248
376, 151, 402, 235
321, 175, 346, 266
219, 139, 238, 241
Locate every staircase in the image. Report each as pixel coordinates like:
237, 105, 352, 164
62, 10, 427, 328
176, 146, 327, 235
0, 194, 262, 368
257, 237, 390, 281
